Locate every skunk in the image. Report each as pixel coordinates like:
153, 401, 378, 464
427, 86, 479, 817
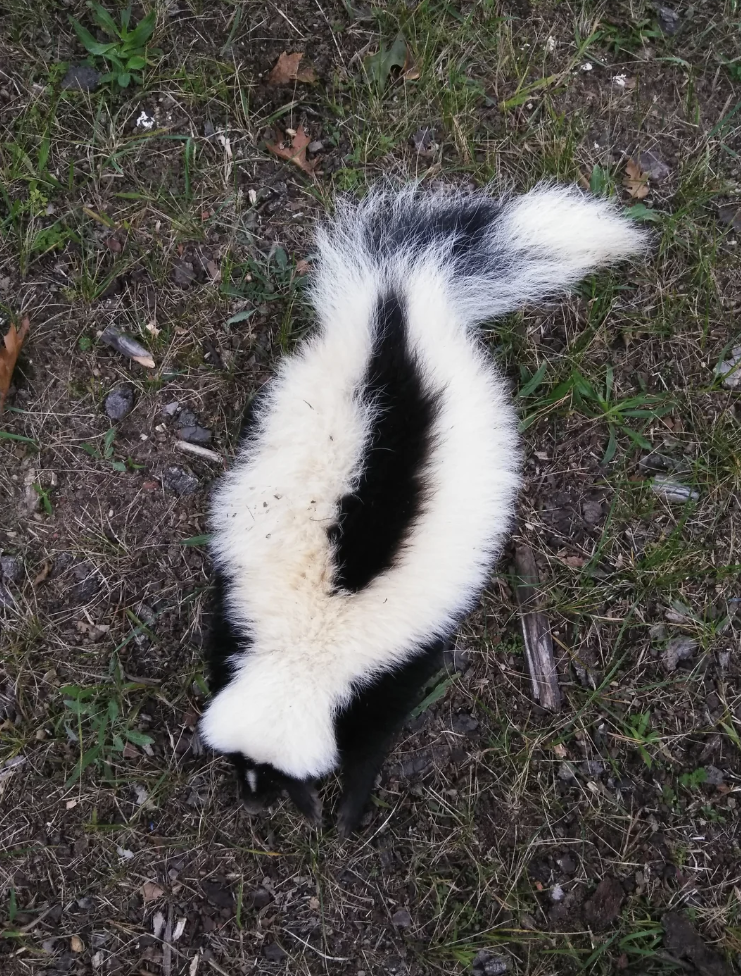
200, 184, 645, 835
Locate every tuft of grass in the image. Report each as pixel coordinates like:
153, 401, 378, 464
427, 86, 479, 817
69, 2, 158, 89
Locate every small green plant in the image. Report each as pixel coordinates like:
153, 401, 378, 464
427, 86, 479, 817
590, 164, 615, 198
679, 767, 707, 790
599, 18, 662, 56
520, 366, 674, 463
69, 3, 157, 88
32, 482, 53, 515
60, 656, 154, 787
624, 711, 662, 768
81, 427, 143, 472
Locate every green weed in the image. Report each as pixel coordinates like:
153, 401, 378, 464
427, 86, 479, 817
623, 711, 662, 768
520, 365, 674, 463
69, 2, 158, 89
80, 427, 143, 473
59, 655, 154, 788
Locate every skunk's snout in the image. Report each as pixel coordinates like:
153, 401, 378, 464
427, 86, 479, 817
241, 795, 268, 815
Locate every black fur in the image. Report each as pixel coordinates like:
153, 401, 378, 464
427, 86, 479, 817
334, 637, 446, 837
361, 194, 504, 277
206, 569, 246, 697
328, 293, 439, 592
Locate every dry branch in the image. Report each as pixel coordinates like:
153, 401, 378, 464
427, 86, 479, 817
513, 545, 562, 712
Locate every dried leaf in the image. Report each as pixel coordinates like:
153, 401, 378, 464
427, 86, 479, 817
123, 741, 140, 759
172, 916, 187, 942
268, 51, 316, 85
33, 560, 52, 585
562, 554, 588, 568
402, 47, 420, 80
265, 125, 319, 177
623, 158, 649, 200
0, 317, 30, 411
142, 881, 165, 902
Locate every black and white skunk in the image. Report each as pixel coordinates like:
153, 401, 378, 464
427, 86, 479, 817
200, 184, 645, 835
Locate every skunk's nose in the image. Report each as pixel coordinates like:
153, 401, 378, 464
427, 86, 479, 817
242, 796, 267, 815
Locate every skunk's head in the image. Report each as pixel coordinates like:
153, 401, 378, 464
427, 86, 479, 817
229, 753, 322, 825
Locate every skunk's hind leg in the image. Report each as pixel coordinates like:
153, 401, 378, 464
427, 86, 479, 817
284, 777, 323, 826
335, 637, 446, 837
337, 738, 394, 839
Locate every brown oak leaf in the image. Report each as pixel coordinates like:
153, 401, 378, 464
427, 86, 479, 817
623, 158, 649, 200
0, 316, 29, 411
141, 881, 165, 902
265, 125, 319, 177
268, 51, 317, 85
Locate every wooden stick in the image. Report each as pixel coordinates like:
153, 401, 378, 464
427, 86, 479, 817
513, 545, 561, 712
174, 440, 224, 464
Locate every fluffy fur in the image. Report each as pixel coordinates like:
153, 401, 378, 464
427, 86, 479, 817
201, 183, 646, 832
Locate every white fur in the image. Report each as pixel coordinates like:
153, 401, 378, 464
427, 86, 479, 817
200, 185, 647, 778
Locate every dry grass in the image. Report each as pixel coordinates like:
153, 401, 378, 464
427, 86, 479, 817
1, 1, 740, 974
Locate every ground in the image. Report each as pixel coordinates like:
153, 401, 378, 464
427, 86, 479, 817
1, 1, 740, 974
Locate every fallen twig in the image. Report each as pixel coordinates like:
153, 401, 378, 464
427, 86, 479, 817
100, 327, 155, 369
174, 440, 224, 464
513, 546, 562, 712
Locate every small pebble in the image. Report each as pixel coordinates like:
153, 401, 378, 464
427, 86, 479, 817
162, 401, 180, 417
172, 260, 196, 287
657, 5, 680, 35
391, 908, 412, 928
704, 765, 724, 787
558, 761, 577, 782
161, 466, 199, 495
651, 476, 699, 504
249, 887, 272, 909
662, 636, 697, 672
472, 950, 510, 974
582, 500, 603, 525
0, 555, 22, 581
639, 150, 672, 184
452, 712, 479, 734
715, 346, 741, 389
105, 385, 135, 421
176, 409, 198, 428
179, 425, 212, 445
444, 646, 471, 672
558, 854, 577, 875
61, 66, 101, 91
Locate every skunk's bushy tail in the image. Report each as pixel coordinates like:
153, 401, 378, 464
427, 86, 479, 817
311, 183, 648, 329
